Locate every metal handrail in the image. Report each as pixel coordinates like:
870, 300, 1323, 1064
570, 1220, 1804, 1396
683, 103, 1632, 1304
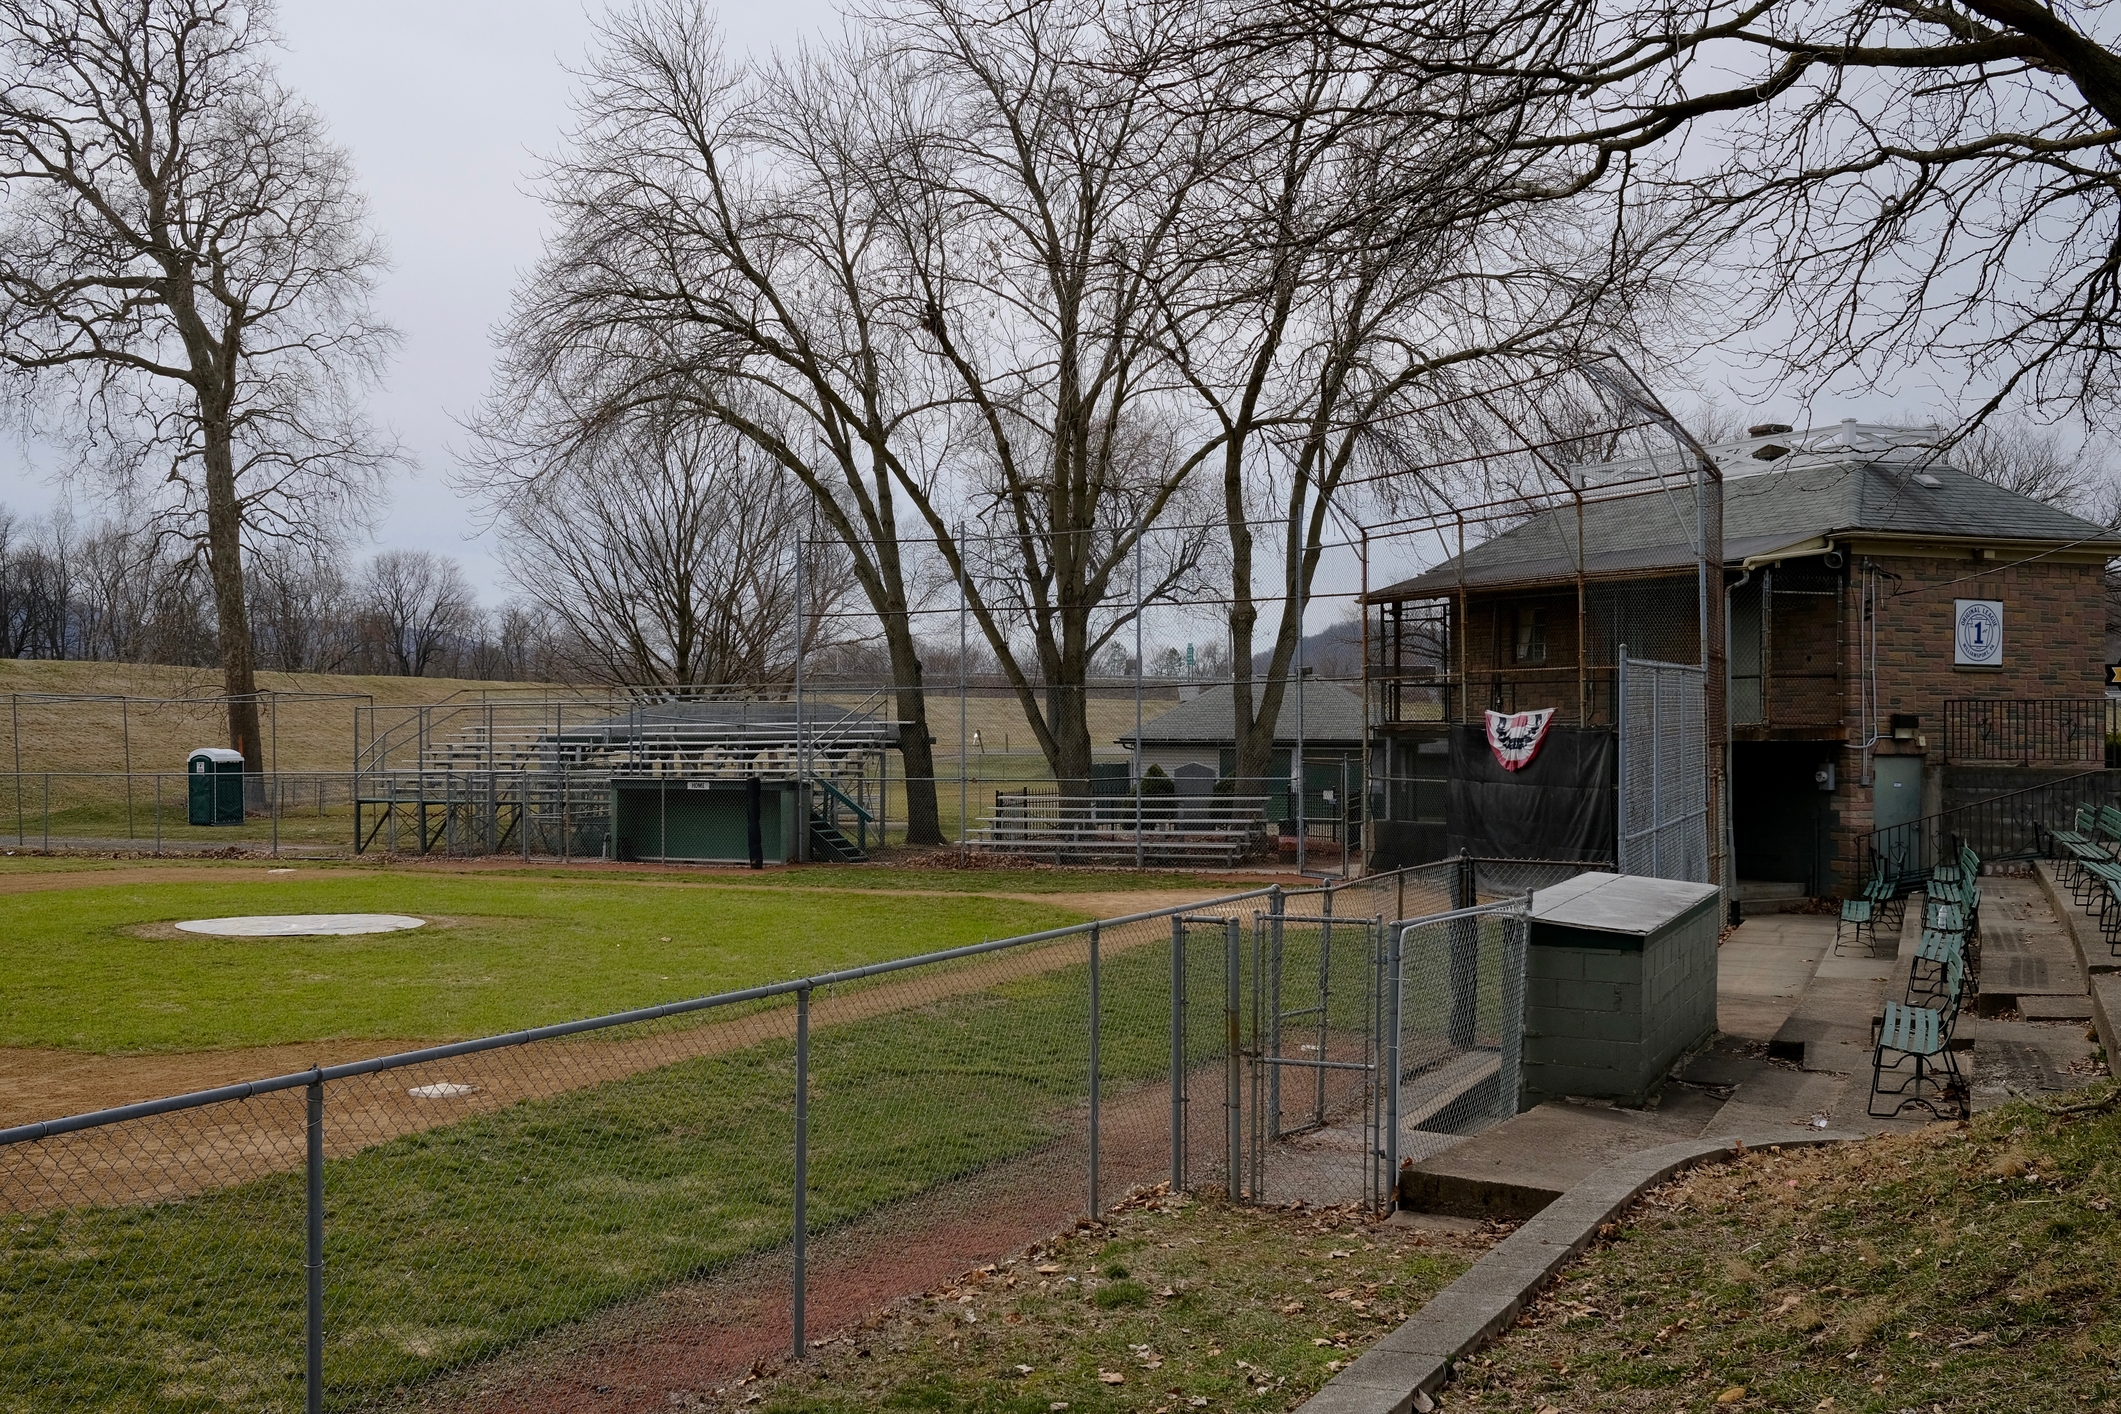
815, 777, 874, 824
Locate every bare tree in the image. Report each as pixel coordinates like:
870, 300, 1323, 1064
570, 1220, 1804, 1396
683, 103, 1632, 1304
357, 550, 477, 678
491, 407, 855, 691
1950, 419, 2117, 516
0, 506, 72, 657
1140, 11, 1679, 797
1216, 0, 2121, 432
466, 600, 565, 683
848, 0, 1230, 793
250, 542, 355, 672
0, 0, 397, 764
477, 5, 965, 842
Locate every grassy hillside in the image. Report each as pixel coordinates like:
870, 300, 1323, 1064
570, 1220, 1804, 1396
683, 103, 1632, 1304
0, 661, 1181, 778
1450, 1087, 2121, 1413
0, 660, 581, 774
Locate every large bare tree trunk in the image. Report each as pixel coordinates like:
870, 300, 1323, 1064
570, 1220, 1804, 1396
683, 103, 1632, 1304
201, 419, 263, 770
885, 628, 944, 845
0, 1, 397, 770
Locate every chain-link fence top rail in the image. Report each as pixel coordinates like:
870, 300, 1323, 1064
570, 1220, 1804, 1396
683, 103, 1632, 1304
1279, 858, 1588, 924
0, 887, 1277, 1413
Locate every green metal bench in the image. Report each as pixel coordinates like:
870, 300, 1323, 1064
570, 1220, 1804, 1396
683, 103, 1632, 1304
1906, 928, 1964, 1009
1835, 895, 1881, 955
1836, 851, 1914, 957
1870, 950, 1967, 1120
2097, 805, 2121, 851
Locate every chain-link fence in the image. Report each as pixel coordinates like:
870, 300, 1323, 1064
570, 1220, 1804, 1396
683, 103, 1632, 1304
1382, 898, 1530, 1185
1, 889, 1281, 1412
1240, 860, 1576, 1210
0, 865, 1581, 1412
1618, 650, 1709, 883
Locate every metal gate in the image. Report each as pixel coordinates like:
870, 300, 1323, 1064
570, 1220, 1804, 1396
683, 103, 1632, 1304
1208, 863, 1538, 1212
1378, 898, 1530, 1193
1249, 902, 1391, 1210
1617, 648, 1709, 882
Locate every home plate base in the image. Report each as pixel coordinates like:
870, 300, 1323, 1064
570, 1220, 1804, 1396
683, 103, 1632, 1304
172, 913, 427, 937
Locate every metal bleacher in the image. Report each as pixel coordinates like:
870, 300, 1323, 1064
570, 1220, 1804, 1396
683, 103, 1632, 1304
967, 791, 1273, 866
351, 695, 897, 859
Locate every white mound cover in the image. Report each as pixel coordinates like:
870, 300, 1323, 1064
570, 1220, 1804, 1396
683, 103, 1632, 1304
173, 914, 427, 937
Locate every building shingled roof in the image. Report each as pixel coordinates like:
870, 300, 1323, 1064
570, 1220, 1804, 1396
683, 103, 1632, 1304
1115, 680, 1365, 747
1364, 459, 2121, 601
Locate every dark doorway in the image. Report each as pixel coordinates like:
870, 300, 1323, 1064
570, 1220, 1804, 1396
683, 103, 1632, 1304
1732, 742, 1837, 894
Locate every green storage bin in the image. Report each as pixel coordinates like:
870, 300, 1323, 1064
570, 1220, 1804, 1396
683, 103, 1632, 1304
186, 748, 246, 826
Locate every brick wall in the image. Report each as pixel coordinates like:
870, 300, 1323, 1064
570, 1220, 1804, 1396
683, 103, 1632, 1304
1826, 554, 2107, 886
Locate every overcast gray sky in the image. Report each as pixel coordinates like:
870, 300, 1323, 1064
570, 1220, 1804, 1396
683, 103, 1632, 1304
0, 0, 1962, 617
2, 0, 840, 600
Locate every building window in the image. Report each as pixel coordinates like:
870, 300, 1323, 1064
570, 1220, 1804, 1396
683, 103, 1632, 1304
1512, 607, 1547, 664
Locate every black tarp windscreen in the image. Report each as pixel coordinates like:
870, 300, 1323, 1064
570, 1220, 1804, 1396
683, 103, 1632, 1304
1446, 724, 1616, 863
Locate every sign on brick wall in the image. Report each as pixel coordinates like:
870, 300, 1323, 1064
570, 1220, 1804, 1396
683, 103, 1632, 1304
1954, 598, 2004, 666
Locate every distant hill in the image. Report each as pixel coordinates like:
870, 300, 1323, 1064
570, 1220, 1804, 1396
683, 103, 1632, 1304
1252, 616, 1364, 682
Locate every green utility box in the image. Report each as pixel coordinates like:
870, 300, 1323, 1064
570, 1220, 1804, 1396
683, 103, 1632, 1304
186, 747, 247, 826
1522, 872, 1721, 1105
609, 776, 805, 864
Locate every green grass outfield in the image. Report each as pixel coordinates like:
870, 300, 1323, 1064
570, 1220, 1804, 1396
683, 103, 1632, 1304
0, 870, 1091, 1053
1, 927, 1245, 1413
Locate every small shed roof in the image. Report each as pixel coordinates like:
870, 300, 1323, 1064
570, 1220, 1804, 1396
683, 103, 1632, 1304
1366, 459, 2121, 602
1115, 680, 1364, 749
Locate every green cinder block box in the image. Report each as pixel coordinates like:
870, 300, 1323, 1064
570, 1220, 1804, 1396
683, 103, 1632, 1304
1522, 871, 1720, 1106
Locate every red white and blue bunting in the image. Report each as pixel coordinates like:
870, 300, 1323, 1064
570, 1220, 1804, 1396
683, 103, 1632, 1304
1484, 708, 1556, 772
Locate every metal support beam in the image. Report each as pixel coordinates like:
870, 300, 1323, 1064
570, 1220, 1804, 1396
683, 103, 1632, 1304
1088, 924, 1101, 1219
305, 1074, 324, 1414
793, 986, 809, 1359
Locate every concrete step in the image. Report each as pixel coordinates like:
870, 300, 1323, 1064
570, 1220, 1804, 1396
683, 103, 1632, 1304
1737, 879, 1815, 914
1397, 1088, 1725, 1220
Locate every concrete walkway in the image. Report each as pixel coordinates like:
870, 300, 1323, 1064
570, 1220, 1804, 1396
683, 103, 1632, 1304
1397, 871, 2104, 1217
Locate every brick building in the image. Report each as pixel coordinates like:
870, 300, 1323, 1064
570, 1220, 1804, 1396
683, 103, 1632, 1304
1364, 426, 2121, 893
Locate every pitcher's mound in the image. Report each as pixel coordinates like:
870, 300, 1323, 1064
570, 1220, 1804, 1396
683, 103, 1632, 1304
173, 913, 427, 937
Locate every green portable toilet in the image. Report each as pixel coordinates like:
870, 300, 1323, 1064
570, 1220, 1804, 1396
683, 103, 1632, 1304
186, 748, 247, 826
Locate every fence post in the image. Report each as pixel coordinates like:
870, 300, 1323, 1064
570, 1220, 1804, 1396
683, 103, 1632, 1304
1314, 887, 1331, 1127
1267, 892, 1284, 1139
305, 1072, 324, 1414
1225, 916, 1241, 1203
1249, 913, 1264, 1201
1450, 853, 1478, 1049
42, 772, 49, 852
1385, 921, 1404, 1206
1087, 923, 1101, 1220
793, 983, 809, 1360
1169, 915, 1185, 1194
154, 775, 162, 856
1497, 910, 1528, 1124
